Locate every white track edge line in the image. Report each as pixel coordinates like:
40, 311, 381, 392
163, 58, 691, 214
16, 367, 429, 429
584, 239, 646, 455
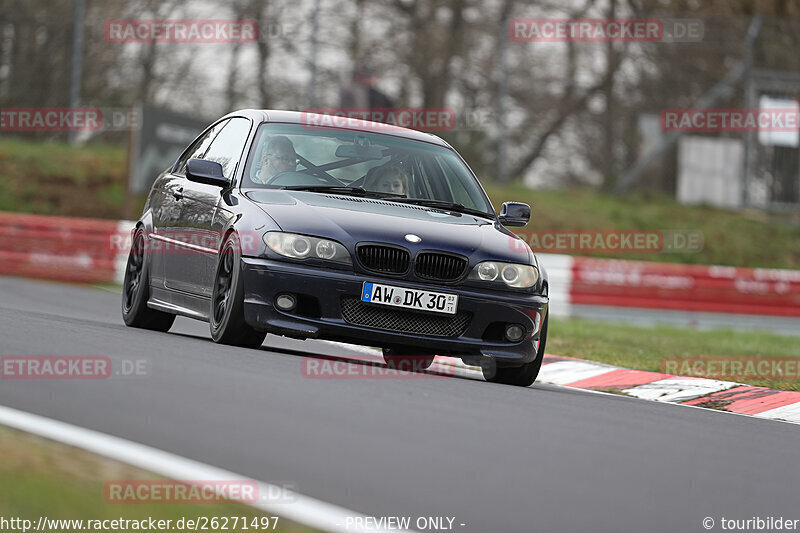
0, 404, 414, 533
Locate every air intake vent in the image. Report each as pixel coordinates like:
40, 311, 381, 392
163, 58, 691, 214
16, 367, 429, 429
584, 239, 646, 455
341, 297, 471, 337
323, 195, 430, 212
356, 245, 410, 275
415, 252, 468, 281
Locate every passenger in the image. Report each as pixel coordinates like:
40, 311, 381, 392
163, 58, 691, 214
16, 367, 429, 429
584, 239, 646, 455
254, 136, 297, 184
365, 164, 409, 197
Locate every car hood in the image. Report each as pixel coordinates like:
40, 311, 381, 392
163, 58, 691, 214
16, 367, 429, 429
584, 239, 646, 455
245, 190, 531, 263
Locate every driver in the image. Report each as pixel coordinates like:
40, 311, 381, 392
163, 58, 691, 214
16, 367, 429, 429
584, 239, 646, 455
365, 163, 409, 197
254, 136, 297, 184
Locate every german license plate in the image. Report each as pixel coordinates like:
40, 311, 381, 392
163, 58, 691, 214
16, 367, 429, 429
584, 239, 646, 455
361, 282, 458, 315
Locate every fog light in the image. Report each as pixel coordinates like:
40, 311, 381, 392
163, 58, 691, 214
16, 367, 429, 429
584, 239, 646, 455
504, 324, 525, 342
275, 294, 297, 311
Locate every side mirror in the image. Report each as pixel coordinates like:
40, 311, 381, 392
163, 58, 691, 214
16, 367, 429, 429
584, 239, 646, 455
498, 202, 531, 227
186, 158, 229, 187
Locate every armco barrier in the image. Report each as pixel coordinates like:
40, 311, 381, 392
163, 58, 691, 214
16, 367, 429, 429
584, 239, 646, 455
568, 256, 800, 317
0, 212, 125, 284
1, 212, 798, 319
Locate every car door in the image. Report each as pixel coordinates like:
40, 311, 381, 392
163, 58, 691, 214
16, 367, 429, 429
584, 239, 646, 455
177, 117, 252, 298
158, 119, 229, 293
146, 169, 181, 289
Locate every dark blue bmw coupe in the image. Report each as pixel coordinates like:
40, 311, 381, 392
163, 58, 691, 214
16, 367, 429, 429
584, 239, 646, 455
122, 109, 549, 386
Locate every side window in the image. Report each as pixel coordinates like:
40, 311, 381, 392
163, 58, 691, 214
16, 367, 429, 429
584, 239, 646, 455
174, 119, 229, 175
202, 117, 252, 179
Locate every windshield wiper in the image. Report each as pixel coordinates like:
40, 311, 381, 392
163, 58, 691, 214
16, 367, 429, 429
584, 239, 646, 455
379, 197, 494, 218
282, 185, 404, 198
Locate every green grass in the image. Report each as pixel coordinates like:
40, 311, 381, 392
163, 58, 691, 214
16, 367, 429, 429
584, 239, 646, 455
0, 426, 314, 532
0, 136, 124, 181
484, 183, 800, 269
549, 317, 800, 391
0, 137, 127, 218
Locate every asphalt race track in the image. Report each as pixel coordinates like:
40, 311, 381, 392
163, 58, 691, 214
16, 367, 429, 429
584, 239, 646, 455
1, 276, 798, 533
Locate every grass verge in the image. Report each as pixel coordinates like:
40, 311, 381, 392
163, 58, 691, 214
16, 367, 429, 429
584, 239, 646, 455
549, 317, 800, 391
0, 137, 126, 218
484, 183, 800, 269
0, 425, 315, 532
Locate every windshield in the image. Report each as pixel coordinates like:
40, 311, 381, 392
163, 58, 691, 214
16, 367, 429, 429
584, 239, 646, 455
242, 123, 495, 216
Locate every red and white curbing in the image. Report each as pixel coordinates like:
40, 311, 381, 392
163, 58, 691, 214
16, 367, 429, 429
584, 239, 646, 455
377, 351, 800, 424
536, 355, 800, 424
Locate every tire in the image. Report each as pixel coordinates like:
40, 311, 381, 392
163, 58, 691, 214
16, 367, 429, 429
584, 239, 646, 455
121, 228, 175, 332
210, 233, 267, 348
482, 316, 548, 387
382, 347, 435, 372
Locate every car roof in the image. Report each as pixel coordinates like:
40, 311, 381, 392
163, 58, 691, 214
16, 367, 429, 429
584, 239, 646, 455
222, 109, 452, 148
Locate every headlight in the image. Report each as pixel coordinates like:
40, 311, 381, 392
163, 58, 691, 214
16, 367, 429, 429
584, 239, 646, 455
315, 239, 337, 259
264, 232, 351, 264
477, 262, 499, 281
469, 261, 538, 289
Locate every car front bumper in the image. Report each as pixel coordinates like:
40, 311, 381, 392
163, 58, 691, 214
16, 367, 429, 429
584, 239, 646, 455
240, 257, 549, 364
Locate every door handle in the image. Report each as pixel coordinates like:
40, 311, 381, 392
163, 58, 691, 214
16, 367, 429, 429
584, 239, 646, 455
172, 187, 184, 200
